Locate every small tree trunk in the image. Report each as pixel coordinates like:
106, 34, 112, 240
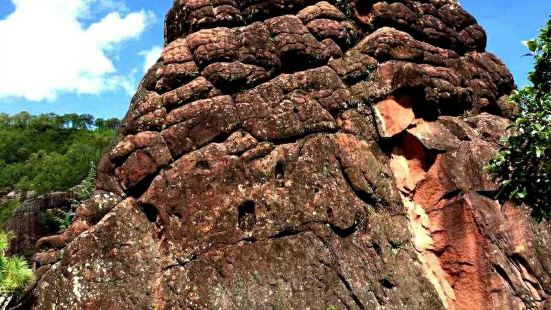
0, 295, 12, 310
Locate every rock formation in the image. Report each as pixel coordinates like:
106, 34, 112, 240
30, 0, 551, 309
4, 191, 75, 258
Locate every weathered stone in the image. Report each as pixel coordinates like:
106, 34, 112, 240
373, 96, 415, 138
407, 120, 461, 151
30, 1, 551, 309
33, 199, 161, 309
5, 191, 75, 257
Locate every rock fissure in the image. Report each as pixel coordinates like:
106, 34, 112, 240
336, 270, 366, 310
161, 219, 362, 274
30, 1, 551, 309
313, 233, 369, 310
335, 156, 381, 208
387, 110, 551, 310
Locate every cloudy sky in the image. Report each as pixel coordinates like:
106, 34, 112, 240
0, 0, 549, 118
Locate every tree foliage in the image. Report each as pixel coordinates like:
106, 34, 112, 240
488, 18, 551, 219
0, 200, 19, 228
0, 232, 33, 296
0, 113, 119, 194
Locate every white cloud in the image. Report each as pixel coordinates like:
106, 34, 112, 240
521, 40, 529, 48
140, 45, 163, 73
0, 0, 154, 101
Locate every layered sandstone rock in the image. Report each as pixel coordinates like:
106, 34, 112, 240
30, 0, 551, 309
3, 191, 74, 258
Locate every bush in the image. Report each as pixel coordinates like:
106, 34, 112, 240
0, 200, 19, 227
0, 232, 33, 296
488, 18, 551, 219
38, 211, 61, 236
39, 210, 74, 235
74, 162, 97, 201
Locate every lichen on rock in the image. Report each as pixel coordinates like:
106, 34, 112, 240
30, 0, 551, 309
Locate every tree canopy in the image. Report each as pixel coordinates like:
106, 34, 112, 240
488, 18, 551, 219
0, 113, 119, 194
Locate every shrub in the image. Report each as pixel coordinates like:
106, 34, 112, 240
0, 200, 19, 227
38, 211, 61, 235
74, 162, 96, 201
0, 232, 34, 296
488, 18, 551, 219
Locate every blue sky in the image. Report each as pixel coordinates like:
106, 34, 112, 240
0, 0, 549, 119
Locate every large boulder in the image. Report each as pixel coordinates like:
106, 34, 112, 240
31, 1, 551, 309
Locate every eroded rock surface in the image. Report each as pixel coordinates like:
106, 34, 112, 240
4, 191, 75, 258
31, 0, 551, 309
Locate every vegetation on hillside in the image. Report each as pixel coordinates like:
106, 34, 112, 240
0, 200, 20, 228
488, 18, 551, 219
0, 112, 119, 194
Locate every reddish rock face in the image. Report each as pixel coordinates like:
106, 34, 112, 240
373, 96, 415, 138
31, 1, 551, 309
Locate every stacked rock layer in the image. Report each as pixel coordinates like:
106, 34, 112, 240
31, 0, 551, 309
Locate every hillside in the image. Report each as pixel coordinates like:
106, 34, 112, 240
0, 112, 119, 194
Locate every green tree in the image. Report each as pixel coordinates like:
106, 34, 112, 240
0, 114, 9, 128
103, 118, 121, 131
78, 114, 95, 130
0, 232, 34, 305
94, 118, 105, 130
0, 112, 118, 193
11, 112, 31, 128
75, 162, 97, 201
488, 18, 551, 219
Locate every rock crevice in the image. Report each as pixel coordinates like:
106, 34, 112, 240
30, 1, 551, 309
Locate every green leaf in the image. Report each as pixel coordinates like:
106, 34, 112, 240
527, 40, 538, 52
0, 231, 34, 295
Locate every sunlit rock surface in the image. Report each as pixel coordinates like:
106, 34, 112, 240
31, 1, 551, 309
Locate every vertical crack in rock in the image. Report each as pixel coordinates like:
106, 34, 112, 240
506, 253, 548, 306
314, 234, 367, 310
275, 161, 286, 188
29, 0, 551, 309
383, 100, 475, 309
399, 193, 455, 308
385, 104, 551, 309
138, 203, 160, 223
336, 271, 366, 310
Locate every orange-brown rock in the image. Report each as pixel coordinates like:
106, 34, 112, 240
373, 96, 415, 138
30, 0, 550, 309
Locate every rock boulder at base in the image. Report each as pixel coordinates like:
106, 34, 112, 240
31, 0, 551, 309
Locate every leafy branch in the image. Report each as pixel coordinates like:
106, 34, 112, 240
0, 232, 34, 297
488, 17, 551, 219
